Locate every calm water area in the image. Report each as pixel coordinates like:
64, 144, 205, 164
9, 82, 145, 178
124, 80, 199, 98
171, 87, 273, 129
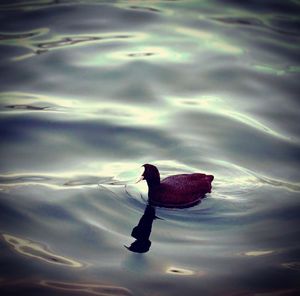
0, 1, 300, 295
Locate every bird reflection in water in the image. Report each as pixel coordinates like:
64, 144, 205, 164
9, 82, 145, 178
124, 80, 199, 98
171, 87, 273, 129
125, 205, 157, 253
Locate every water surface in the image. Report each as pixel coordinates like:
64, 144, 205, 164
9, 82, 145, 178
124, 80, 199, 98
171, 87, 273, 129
0, 1, 300, 295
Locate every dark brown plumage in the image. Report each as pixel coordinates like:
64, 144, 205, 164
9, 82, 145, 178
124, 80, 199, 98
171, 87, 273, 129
138, 164, 214, 208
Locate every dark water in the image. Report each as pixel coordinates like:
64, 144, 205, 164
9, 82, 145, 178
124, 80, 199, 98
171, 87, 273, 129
1, 1, 300, 295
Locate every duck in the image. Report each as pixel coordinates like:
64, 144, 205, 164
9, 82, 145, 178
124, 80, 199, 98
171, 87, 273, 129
136, 164, 214, 208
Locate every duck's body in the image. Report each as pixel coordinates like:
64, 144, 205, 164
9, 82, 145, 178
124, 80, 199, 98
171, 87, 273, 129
138, 164, 214, 208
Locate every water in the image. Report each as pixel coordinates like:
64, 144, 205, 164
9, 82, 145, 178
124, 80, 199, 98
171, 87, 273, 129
0, 1, 300, 295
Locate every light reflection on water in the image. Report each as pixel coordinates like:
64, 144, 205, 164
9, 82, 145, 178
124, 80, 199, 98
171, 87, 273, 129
0, 0, 300, 295
3, 233, 83, 267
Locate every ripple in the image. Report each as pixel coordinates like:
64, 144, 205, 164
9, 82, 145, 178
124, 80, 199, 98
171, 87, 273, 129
166, 266, 196, 276
211, 16, 263, 27
6, 104, 48, 111
0, 92, 73, 113
249, 173, 300, 192
282, 262, 300, 271
0, 91, 166, 124
0, 173, 118, 190
176, 26, 243, 54
0, 28, 49, 42
243, 250, 274, 256
82, 45, 189, 66
2, 233, 82, 267
172, 95, 292, 142
0, 162, 142, 188
1, 30, 145, 61
0, 1, 61, 11
40, 280, 133, 296
128, 6, 162, 13
64, 176, 112, 187
253, 64, 300, 76
36, 33, 132, 50
211, 159, 300, 196
127, 52, 155, 57
115, 2, 172, 16
211, 15, 300, 37
0, 176, 61, 190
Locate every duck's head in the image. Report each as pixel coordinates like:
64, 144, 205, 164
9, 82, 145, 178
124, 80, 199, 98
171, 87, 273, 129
136, 164, 160, 186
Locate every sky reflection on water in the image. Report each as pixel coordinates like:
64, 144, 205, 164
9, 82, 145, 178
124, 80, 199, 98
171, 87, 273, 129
0, 0, 300, 295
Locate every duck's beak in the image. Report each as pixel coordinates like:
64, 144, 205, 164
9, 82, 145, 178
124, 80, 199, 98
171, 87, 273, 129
135, 175, 144, 183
